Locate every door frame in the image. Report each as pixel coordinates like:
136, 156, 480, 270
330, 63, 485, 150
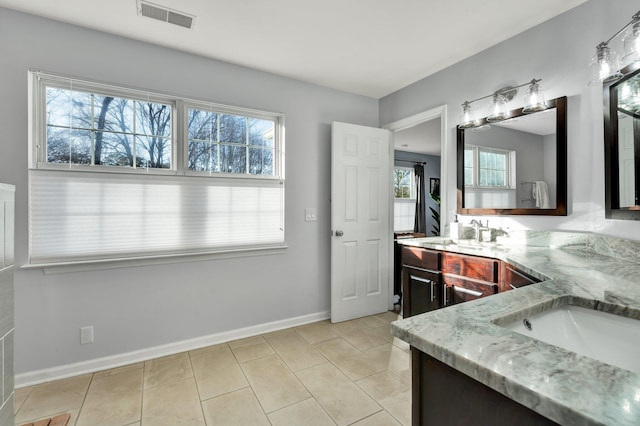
382, 105, 448, 310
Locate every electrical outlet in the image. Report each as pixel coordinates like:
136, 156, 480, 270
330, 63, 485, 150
80, 326, 94, 344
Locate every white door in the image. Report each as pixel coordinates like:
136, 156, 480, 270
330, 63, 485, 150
331, 121, 392, 323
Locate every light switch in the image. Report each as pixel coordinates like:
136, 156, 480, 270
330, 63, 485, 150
305, 208, 317, 222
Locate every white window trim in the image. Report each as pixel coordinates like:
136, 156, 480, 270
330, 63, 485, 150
30, 70, 285, 179
394, 166, 416, 200
28, 70, 287, 268
464, 145, 515, 189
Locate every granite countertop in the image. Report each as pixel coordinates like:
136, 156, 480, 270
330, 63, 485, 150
391, 232, 640, 426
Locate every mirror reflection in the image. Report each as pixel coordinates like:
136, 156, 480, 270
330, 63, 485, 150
456, 96, 567, 216
615, 71, 640, 208
463, 108, 557, 209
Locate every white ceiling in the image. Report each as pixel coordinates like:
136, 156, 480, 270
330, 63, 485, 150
0, 0, 587, 99
394, 119, 441, 156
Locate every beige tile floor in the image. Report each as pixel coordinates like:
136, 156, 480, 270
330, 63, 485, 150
14, 311, 411, 426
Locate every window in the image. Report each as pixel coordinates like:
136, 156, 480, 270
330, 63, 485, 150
394, 167, 415, 199
44, 86, 172, 169
464, 145, 513, 188
29, 71, 285, 266
186, 105, 275, 175
393, 167, 415, 232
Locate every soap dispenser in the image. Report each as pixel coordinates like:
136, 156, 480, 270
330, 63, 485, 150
449, 215, 464, 241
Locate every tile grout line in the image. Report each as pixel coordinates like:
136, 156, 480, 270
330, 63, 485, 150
186, 348, 209, 426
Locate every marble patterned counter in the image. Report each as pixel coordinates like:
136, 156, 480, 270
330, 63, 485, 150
391, 231, 640, 426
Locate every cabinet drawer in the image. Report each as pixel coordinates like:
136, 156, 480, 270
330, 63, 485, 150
442, 252, 498, 283
402, 246, 440, 270
445, 274, 498, 304
501, 262, 540, 291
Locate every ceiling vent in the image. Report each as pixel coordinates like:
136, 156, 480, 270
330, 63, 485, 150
137, 0, 195, 29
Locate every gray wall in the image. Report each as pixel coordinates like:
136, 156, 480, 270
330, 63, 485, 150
394, 151, 441, 235
0, 8, 378, 374
380, 0, 639, 238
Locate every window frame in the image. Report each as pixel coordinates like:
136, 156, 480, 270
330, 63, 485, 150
182, 99, 283, 179
464, 145, 514, 189
30, 70, 285, 180
393, 166, 416, 200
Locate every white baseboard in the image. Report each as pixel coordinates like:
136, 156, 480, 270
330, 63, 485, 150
15, 310, 330, 388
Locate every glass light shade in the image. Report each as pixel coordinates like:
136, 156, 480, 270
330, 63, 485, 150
459, 102, 476, 128
622, 23, 640, 69
589, 44, 623, 86
486, 94, 509, 122
619, 78, 640, 112
522, 81, 547, 113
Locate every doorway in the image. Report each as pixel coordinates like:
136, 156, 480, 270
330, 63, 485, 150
383, 105, 447, 310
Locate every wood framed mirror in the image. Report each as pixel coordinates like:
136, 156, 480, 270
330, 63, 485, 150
604, 67, 640, 220
457, 96, 567, 216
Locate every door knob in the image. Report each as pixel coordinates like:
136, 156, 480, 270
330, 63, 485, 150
335, 230, 344, 237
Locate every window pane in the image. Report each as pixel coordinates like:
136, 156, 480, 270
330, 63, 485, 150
188, 109, 218, 141
464, 166, 473, 186
188, 141, 218, 172
220, 114, 247, 144
99, 133, 133, 167
137, 102, 172, 137
249, 118, 275, 148
135, 135, 171, 169
479, 169, 487, 186
249, 147, 274, 175
46, 128, 92, 165
220, 145, 247, 173
96, 96, 133, 134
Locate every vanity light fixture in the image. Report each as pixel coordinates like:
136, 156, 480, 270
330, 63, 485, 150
589, 10, 640, 86
458, 78, 545, 129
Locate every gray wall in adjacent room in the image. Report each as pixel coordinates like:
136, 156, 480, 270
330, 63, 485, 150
380, 0, 640, 239
0, 7, 378, 375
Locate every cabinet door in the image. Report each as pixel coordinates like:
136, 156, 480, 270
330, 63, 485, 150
402, 266, 442, 317
445, 275, 498, 305
500, 262, 540, 291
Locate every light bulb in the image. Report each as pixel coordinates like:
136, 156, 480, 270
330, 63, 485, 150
589, 43, 622, 86
459, 102, 476, 128
487, 94, 509, 122
523, 81, 547, 113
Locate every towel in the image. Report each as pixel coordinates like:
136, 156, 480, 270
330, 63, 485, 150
532, 181, 550, 208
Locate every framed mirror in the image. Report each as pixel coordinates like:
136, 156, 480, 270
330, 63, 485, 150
457, 96, 567, 216
604, 67, 640, 220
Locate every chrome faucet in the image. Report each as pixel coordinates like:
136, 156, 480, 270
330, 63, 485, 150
470, 219, 484, 241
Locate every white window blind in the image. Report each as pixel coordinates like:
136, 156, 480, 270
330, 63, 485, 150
29, 170, 285, 265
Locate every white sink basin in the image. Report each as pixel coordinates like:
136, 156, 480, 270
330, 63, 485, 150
503, 304, 640, 373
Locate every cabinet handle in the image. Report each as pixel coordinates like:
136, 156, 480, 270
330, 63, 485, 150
430, 280, 436, 302
453, 286, 483, 297
410, 275, 432, 284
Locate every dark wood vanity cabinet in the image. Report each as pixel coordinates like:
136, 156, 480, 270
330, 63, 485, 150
412, 351, 560, 425
401, 248, 504, 316
500, 262, 541, 292
401, 247, 544, 316
442, 252, 499, 305
401, 247, 442, 317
